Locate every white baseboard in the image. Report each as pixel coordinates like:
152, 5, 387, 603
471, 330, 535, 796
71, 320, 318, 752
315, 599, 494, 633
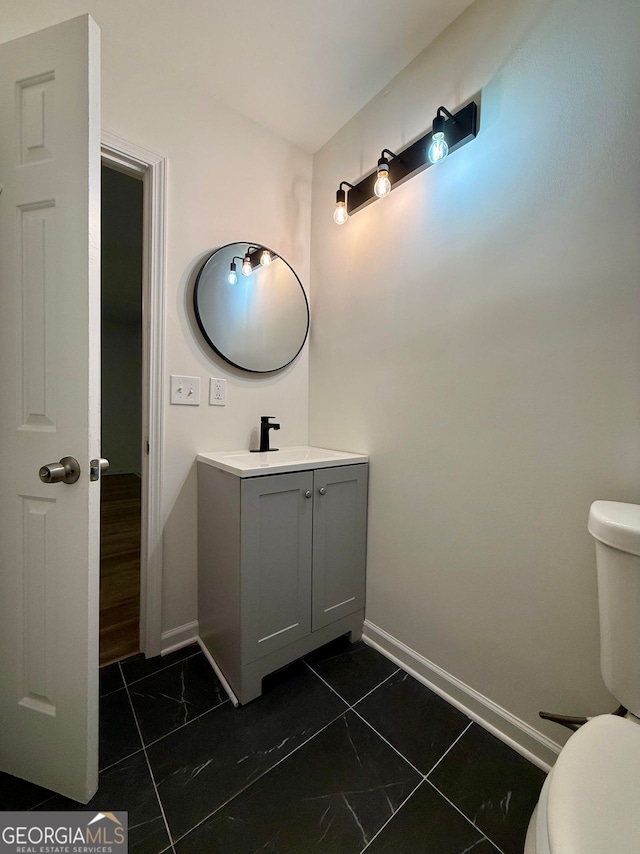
362, 619, 561, 772
197, 639, 239, 707
161, 620, 199, 655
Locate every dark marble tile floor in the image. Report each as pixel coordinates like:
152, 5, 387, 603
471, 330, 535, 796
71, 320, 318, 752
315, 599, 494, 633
0, 637, 546, 853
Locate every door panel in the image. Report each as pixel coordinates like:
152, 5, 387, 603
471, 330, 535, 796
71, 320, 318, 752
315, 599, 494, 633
241, 472, 313, 662
0, 15, 101, 803
312, 465, 368, 631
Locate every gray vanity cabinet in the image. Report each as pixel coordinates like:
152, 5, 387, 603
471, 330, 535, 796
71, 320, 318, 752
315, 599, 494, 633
198, 461, 368, 704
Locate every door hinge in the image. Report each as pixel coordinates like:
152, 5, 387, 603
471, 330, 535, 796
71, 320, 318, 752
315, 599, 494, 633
145, 439, 150, 455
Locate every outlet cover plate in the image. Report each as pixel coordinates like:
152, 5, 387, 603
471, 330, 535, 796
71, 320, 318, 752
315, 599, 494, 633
210, 377, 227, 405
170, 375, 200, 405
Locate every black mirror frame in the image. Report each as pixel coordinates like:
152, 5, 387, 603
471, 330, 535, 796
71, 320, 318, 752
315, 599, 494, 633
193, 242, 310, 374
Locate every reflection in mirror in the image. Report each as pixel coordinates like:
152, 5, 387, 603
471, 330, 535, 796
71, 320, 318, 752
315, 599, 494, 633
193, 242, 309, 373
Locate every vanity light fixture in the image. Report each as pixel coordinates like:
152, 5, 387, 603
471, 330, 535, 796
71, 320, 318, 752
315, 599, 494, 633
374, 150, 397, 198
241, 254, 252, 277
260, 249, 272, 266
333, 181, 355, 225
332, 100, 478, 222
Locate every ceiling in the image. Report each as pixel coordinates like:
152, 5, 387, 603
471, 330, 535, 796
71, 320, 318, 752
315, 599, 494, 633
2, 0, 475, 152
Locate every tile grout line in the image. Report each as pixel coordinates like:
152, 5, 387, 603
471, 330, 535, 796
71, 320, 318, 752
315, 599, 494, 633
123, 651, 510, 854
117, 648, 510, 853
304, 654, 506, 853
359, 777, 426, 853
119, 647, 202, 690
350, 668, 402, 706
170, 707, 349, 848
99, 745, 145, 775
139, 697, 230, 752
424, 778, 507, 854
94, 661, 148, 774
121, 665, 177, 854
119, 649, 232, 753
32, 688, 260, 812
29, 794, 58, 812
423, 720, 473, 778
36, 655, 512, 854
99, 685, 127, 699
99, 657, 128, 698
302, 659, 356, 706
303, 660, 425, 778
349, 707, 424, 778
302, 658, 400, 709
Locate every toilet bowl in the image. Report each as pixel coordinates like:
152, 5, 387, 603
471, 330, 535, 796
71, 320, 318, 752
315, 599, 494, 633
525, 500, 640, 853
524, 714, 640, 853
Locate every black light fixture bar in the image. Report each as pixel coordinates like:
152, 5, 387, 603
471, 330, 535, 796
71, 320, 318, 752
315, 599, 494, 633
346, 101, 478, 216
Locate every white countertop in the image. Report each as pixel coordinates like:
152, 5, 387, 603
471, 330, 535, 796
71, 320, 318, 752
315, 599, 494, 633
197, 445, 368, 477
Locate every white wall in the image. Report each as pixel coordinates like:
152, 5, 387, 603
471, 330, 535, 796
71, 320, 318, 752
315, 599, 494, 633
1, 3, 312, 637
310, 0, 640, 754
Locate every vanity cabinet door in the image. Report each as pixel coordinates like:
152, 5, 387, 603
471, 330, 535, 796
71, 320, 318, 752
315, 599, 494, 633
241, 471, 313, 662
312, 464, 368, 631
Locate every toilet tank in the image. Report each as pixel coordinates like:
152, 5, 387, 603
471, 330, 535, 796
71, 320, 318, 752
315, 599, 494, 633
588, 501, 640, 717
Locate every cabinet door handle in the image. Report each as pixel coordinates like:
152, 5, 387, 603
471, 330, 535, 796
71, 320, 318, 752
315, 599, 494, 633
318, 487, 326, 496
305, 490, 312, 499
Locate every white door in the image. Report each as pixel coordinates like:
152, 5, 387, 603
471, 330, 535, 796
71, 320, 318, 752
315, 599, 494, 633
0, 15, 101, 803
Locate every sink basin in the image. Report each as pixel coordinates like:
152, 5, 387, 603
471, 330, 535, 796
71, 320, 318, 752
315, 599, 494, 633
197, 445, 368, 477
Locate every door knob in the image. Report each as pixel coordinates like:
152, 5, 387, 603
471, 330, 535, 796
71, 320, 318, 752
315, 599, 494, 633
318, 487, 326, 496
304, 490, 312, 499
39, 456, 81, 484
90, 458, 110, 482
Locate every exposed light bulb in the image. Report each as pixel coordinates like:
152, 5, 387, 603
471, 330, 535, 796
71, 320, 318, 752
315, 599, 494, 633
374, 167, 391, 198
333, 201, 348, 225
242, 255, 252, 277
374, 154, 393, 198
333, 186, 350, 225
228, 266, 238, 285
428, 131, 449, 164
428, 112, 450, 164
260, 249, 272, 266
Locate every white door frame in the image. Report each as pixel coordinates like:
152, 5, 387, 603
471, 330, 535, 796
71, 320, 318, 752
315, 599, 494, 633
101, 130, 166, 658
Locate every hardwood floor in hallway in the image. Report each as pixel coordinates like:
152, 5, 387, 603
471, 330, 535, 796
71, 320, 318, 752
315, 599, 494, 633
100, 473, 141, 666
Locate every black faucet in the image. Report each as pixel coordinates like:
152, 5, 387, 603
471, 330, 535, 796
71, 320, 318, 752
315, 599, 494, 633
251, 416, 280, 453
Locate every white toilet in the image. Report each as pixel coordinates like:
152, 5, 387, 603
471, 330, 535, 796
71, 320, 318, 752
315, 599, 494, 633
524, 500, 640, 853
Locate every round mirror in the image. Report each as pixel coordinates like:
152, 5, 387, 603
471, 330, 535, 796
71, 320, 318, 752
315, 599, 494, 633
193, 242, 309, 373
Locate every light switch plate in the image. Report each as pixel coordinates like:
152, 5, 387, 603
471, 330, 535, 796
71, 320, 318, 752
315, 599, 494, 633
210, 377, 227, 406
170, 375, 200, 405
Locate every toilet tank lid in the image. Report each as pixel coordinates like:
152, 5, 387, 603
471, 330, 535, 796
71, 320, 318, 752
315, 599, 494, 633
588, 501, 640, 556
548, 715, 640, 853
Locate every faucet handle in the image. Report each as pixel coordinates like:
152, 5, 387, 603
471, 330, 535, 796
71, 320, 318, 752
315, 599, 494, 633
260, 415, 276, 422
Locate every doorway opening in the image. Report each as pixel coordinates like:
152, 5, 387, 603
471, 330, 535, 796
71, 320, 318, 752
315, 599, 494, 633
100, 164, 144, 665
100, 132, 167, 665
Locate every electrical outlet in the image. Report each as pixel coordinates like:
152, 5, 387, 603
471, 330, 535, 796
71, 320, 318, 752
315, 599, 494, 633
170, 375, 200, 405
210, 377, 227, 406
